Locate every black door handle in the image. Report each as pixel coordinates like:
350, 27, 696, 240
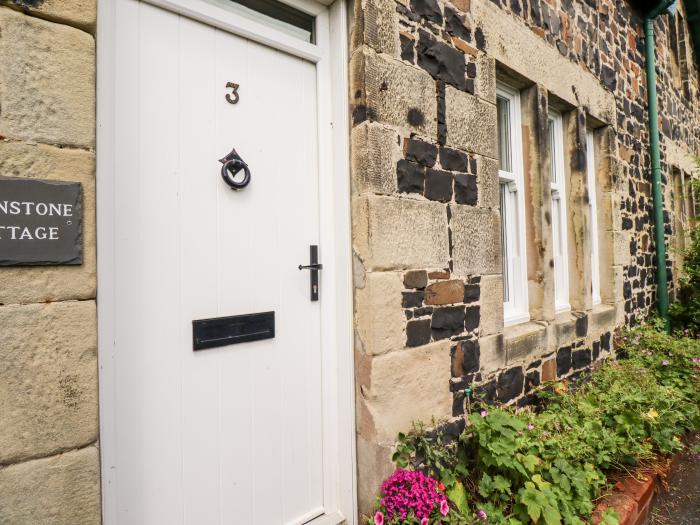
299, 245, 321, 301
298, 263, 323, 270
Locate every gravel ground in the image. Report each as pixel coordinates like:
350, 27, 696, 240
648, 433, 700, 525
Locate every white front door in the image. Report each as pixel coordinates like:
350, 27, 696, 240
98, 1, 352, 523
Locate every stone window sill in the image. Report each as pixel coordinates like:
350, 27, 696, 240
500, 303, 617, 366
503, 321, 547, 365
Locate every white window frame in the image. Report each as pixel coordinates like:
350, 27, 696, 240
548, 110, 570, 313
497, 84, 529, 326
586, 130, 601, 306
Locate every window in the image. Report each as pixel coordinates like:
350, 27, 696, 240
586, 131, 601, 306
497, 84, 529, 325
548, 111, 570, 313
229, 0, 315, 43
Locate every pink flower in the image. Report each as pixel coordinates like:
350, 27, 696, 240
662, 360, 669, 366
440, 499, 449, 516
480, 409, 489, 417
477, 509, 488, 521
542, 431, 550, 438
378, 469, 447, 521
692, 357, 699, 364
421, 519, 429, 525
373, 511, 384, 525
527, 423, 534, 430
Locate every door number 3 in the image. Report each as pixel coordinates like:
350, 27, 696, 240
225, 82, 240, 104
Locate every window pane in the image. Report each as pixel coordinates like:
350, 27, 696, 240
497, 97, 511, 172
548, 118, 557, 184
500, 183, 509, 302
230, 0, 315, 43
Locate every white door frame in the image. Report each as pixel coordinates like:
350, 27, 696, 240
95, 0, 357, 523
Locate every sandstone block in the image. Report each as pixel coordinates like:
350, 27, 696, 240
478, 333, 505, 374
360, 340, 452, 443
0, 446, 100, 525
602, 265, 624, 305
450, 206, 501, 277
0, 142, 96, 304
356, 435, 395, 517
351, 47, 438, 137
20, 0, 96, 33
355, 271, 407, 356
476, 155, 499, 209
353, 0, 399, 56
504, 322, 547, 364
425, 279, 464, 305
475, 54, 496, 104
0, 301, 98, 464
351, 122, 401, 196
612, 230, 632, 266
541, 359, 556, 382
588, 304, 616, 338
0, 9, 95, 148
553, 313, 576, 348
353, 195, 450, 270
600, 192, 623, 231
479, 274, 503, 336
445, 86, 497, 158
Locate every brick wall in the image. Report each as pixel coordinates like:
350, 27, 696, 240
0, 2, 100, 523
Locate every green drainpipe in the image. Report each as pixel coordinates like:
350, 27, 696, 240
643, 0, 675, 331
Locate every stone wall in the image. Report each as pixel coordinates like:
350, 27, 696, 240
350, 0, 700, 514
0, 2, 100, 524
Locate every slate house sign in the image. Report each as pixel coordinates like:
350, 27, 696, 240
0, 177, 83, 266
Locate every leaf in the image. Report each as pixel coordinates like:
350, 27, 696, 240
541, 505, 562, 525
531, 474, 550, 490
493, 475, 512, 493
521, 454, 541, 473
446, 480, 469, 514
519, 486, 543, 522
478, 473, 494, 498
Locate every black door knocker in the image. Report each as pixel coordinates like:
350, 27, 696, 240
219, 147, 251, 190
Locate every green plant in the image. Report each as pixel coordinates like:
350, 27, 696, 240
375, 324, 700, 524
670, 224, 700, 336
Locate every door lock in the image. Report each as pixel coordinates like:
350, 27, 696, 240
298, 245, 322, 301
